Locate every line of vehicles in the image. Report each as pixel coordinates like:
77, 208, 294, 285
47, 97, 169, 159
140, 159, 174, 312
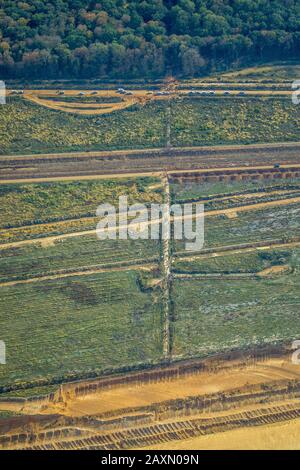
118, 88, 246, 96
9, 87, 247, 97
187, 90, 246, 96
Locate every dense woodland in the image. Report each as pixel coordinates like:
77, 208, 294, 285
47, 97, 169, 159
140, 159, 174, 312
0, 0, 299, 79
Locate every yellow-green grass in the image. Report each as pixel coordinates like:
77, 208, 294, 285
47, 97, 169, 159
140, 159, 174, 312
0, 236, 161, 284
2, 96, 300, 155
171, 268, 300, 358
173, 248, 295, 275
0, 178, 162, 230
0, 270, 163, 392
174, 202, 300, 253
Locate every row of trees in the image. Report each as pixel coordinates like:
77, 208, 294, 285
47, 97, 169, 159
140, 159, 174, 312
0, 0, 299, 79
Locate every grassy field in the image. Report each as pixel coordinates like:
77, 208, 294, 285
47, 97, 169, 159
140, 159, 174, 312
174, 202, 300, 253
171, 178, 300, 204
0, 270, 163, 391
171, 175, 300, 359
203, 63, 300, 83
0, 237, 161, 283
1, 95, 300, 154
173, 248, 294, 274
0, 178, 162, 229
171, 268, 300, 358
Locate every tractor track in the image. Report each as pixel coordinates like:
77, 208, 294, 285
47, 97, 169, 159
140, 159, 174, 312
9, 402, 300, 450
1, 142, 300, 183
1, 195, 299, 251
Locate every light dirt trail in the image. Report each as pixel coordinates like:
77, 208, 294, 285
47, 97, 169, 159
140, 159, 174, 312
185, 188, 300, 205
161, 175, 171, 358
141, 416, 300, 450
1, 187, 298, 236
175, 240, 300, 262
1, 163, 300, 184
1, 195, 299, 251
0, 263, 157, 288
1, 140, 300, 162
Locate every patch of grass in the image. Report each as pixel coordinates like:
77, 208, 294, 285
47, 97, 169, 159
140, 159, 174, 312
0, 270, 163, 390
171, 270, 300, 358
171, 178, 300, 203
0, 177, 162, 230
40, 95, 123, 104
173, 248, 294, 274
0, 410, 22, 419
2, 96, 300, 154
174, 203, 300, 252
0, 237, 160, 283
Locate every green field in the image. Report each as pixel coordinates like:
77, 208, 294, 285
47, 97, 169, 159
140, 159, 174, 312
171, 269, 300, 358
173, 248, 294, 275
0, 178, 162, 229
0, 270, 163, 391
1, 96, 300, 154
0, 237, 161, 283
0, 178, 164, 393
174, 203, 300, 253
1, 174, 300, 397
171, 177, 300, 358
171, 178, 300, 203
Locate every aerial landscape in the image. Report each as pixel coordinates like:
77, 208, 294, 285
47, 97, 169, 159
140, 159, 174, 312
0, 0, 300, 455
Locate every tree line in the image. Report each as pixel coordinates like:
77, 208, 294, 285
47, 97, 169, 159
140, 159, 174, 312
0, 0, 299, 79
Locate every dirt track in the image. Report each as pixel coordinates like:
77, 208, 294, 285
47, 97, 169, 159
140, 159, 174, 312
18, 88, 294, 116
0, 262, 157, 287
1, 195, 299, 251
1, 142, 300, 182
2, 353, 300, 450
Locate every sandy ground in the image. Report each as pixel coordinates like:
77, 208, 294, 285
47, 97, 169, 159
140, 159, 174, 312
1, 356, 299, 417
1, 186, 288, 235
39, 357, 300, 418
141, 418, 300, 450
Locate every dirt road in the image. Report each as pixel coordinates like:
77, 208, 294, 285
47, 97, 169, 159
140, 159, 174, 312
1, 142, 300, 182
1, 195, 299, 251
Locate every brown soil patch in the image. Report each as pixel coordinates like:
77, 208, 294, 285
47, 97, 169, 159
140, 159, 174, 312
142, 417, 300, 450
257, 265, 291, 277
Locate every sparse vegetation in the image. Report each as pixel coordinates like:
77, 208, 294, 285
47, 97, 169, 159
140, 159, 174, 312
0, 271, 163, 390
171, 271, 300, 358
173, 249, 293, 274
2, 96, 300, 154
0, 177, 162, 230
